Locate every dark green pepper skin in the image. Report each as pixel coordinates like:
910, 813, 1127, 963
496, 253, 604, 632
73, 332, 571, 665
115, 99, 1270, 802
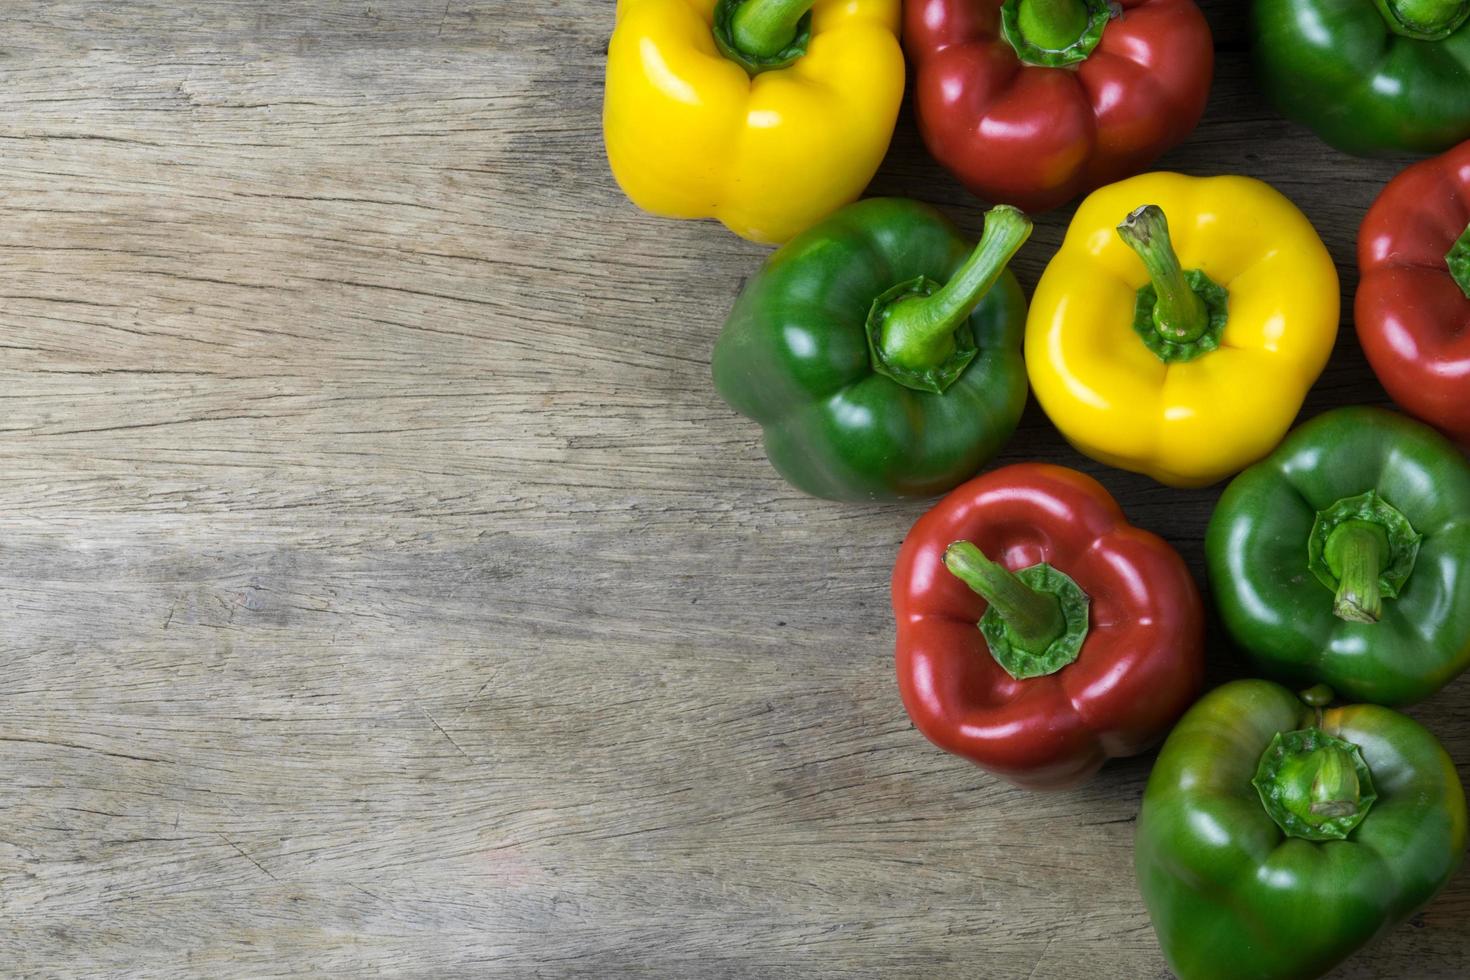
1137, 679, 1467, 980
1254, 0, 1470, 155
1206, 406, 1470, 705
711, 198, 1027, 501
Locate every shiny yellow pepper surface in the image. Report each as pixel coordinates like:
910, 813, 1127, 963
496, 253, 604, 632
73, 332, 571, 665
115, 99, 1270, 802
1026, 172, 1339, 488
603, 0, 903, 245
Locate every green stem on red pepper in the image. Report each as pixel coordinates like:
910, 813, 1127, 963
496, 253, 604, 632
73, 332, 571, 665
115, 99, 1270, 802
945, 542, 1066, 651
943, 540, 1091, 680
1372, 0, 1470, 41
868, 205, 1032, 394
999, 0, 1112, 67
1018, 0, 1090, 48
1448, 220, 1470, 299
713, 0, 815, 73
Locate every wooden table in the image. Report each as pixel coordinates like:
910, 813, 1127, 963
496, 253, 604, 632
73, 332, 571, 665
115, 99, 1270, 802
2, 2, 1466, 976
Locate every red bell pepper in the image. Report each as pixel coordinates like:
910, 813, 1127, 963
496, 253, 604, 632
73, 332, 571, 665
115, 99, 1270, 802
1356, 139, 1470, 447
903, 0, 1213, 213
891, 463, 1204, 789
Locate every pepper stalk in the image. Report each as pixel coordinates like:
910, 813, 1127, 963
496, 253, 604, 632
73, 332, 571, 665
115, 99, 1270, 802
1324, 520, 1390, 624
1372, 0, 1470, 41
1309, 746, 1363, 819
867, 205, 1032, 394
1119, 205, 1208, 343
945, 542, 1066, 651
1308, 491, 1423, 625
1000, 0, 1112, 67
1252, 718, 1379, 842
1116, 204, 1230, 364
714, 0, 816, 73
943, 541, 1091, 680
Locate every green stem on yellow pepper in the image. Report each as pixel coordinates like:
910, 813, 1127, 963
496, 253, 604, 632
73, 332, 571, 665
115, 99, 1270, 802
728, 0, 816, 59
1117, 205, 1211, 346
1373, 0, 1470, 41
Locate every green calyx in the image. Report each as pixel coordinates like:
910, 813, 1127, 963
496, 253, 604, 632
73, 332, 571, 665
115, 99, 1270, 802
868, 205, 1032, 394
1117, 205, 1229, 364
867, 278, 978, 394
1448, 221, 1470, 299
944, 541, 1090, 680
713, 0, 815, 74
1372, 0, 1470, 41
1253, 727, 1378, 841
1000, 0, 1112, 67
1308, 491, 1423, 624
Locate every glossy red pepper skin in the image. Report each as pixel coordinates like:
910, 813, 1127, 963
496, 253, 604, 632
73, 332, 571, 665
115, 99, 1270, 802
1356, 139, 1470, 447
891, 463, 1205, 789
903, 0, 1213, 213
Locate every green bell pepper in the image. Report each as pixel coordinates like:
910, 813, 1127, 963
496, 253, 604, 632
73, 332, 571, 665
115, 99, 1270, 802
711, 199, 1030, 501
1254, 0, 1470, 155
1207, 406, 1470, 705
1137, 679, 1467, 980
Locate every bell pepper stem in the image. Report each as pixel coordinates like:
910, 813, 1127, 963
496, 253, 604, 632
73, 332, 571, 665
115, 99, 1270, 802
944, 541, 1065, 653
876, 206, 1032, 375
1000, 0, 1110, 66
1253, 728, 1377, 841
1307, 745, 1362, 817
1015, 0, 1092, 50
1325, 520, 1389, 624
1117, 205, 1210, 345
730, 0, 817, 59
1448, 220, 1470, 300
1373, 0, 1470, 40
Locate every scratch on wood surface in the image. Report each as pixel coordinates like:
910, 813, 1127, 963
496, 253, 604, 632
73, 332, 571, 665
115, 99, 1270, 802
452, 667, 501, 721
351, 883, 384, 903
419, 704, 474, 763
1025, 937, 1057, 980
217, 833, 278, 882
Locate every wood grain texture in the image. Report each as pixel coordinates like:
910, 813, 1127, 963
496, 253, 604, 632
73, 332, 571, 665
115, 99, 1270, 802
0, 1, 1466, 976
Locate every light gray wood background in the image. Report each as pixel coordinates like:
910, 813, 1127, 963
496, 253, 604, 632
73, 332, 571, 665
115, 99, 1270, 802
1, 1, 1466, 976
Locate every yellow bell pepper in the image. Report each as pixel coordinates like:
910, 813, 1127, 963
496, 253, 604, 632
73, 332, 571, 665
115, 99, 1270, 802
603, 0, 904, 245
1025, 172, 1339, 487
